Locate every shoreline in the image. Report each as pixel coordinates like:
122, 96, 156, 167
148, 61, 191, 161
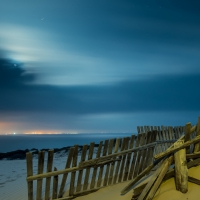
0, 144, 100, 160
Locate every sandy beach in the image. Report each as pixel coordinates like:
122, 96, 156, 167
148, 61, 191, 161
75, 165, 200, 200
1, 157, 200, 200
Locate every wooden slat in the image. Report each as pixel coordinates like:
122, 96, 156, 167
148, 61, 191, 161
132, 158, 200, 198
154, 126, 161, 154
108, 138, 120, 185
142, 131, 153, 170
113, 138, 125, 184
188, 176, 200, 185
128, 134, 142, 180
133, 133, 145, 177
185, 123, 191, 154
76, 145, 88, 192
97, 140, 109, 187
45, 150, 54, 200
164, 127, 171, 148
194, 116, 200, 152
27, 142, 157, 183
123, 135, 135, 181
137, 160, 164, 200
58, 147, 75, 197
52, 167, 58, 199
121, 154, 169, 195
37, 151, 45, 200
103, 139, 115, 186
139, 131, 151, 172
118, 137, 130, 183
161, 126, 168, 151
154, 135, 200, 160
79, 140, 156, 168
90, 141, 103, 189
26, 152, 33, 200
83, 142, 95, 190
174, 140, 188, 193
178, 126, 183, 138
145, 131, 157, 176
69, 145, 78, 196
158, 126, 165, 152
145, 156, 173, 200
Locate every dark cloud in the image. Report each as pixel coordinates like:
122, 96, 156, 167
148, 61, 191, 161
0, 58, 36, 88
0, 57, 200, 115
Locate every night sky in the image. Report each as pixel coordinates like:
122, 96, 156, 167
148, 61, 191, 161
0, 0, 200, 134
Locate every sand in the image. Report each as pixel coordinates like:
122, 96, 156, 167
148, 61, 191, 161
1, 154, 200, 200
76, 165, 200, 200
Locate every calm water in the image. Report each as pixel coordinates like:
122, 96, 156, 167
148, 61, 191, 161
0, 133, 134, 153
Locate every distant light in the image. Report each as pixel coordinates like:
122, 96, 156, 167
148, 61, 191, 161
13, 132, 16, 135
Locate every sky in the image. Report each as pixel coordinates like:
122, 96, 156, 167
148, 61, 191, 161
0, 0, 200, 134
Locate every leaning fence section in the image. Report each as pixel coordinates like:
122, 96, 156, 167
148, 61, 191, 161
26, 125, 185, 200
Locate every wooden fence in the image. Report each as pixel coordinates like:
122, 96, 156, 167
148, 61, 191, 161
26, 126, 184, 200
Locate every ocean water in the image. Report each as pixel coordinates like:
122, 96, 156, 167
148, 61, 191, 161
0, 133, 134, 153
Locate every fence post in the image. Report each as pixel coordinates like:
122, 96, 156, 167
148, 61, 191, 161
185, 123, 191, 154
69, 145, 78, 196
45, 150, 54, 200
26, 152, 33, 200
52, 167, 58, 199
194, 116, 200, 153
37, 151, 45, 200
174, 140, 188, 193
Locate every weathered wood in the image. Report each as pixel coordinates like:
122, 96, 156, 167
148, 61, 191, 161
45, 150, 54, 200
154, 135, 200, 160
113, 138, 126, 184
118, 137, 130, 182
137, 133, 148, 174
133, 134, 144, 178
194, 116, 200, 152
97, 140, 109, 187
128, 134, 141, 180
103, 139, 115, 186
59, 147, 75, 197
174, 140, 188, 193
154, 126, 162, 154
108, 138, 120, 185
139, 131, 151, 172
123, 135, 135, 181
52, 167, 58, 199
76, 145, 88, 192
186, 152, 200, 159
90, 141, 103, 189
69, 145, 78, 196
26, 152, 33, 200
188, 176, 200, 185
145, 156, 173, 200
145, 131, 157, 174
137, 160, 164, 200
185, 123, 191, 154
79, 141, 157, 168
121, 155, 167, 195
132, 157, 200, 198
83, 142, 95, 190
162, 126, 168, 150
190, 125, 197, 134
37, 151, 45, 200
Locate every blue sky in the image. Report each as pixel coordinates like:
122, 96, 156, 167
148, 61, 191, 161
0, 0, 200, 134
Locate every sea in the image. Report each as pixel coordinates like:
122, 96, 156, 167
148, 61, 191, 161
0, 133, 134, 153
